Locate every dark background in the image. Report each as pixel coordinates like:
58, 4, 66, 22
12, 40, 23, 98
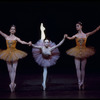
0, 0, 100, 76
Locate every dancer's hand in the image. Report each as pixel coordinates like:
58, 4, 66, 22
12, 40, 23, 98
98, 25, 100, 30
64, 34, 66, 39
28, 41, 32, 46
64, 34, 68, 38
0, 31, 3, 34
97, 25, 100, 30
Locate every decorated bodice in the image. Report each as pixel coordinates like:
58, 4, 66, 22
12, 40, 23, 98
75, 37, 87, 47
6, 40, 17, 49
41, 46, 52, 59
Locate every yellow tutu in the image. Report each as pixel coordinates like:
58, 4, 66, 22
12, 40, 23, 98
66, 37, 95, 59
0, 40, 27, 62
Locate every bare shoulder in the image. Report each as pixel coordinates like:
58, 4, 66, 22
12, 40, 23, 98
14, 36, 20, 40
73, 33, 78, 37
83, 33, 87, 38
6, 35, 10, 40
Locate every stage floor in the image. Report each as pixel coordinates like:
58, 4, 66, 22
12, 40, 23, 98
0, 73, 100, 99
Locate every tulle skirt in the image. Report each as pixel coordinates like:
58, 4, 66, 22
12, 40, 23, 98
66, 46, 95, 59
0, 48, 27, 62
32, 40, 60, 67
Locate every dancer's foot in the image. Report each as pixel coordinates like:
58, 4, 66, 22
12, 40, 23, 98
78, 82, 85, 90
9, 83, 16, 92
78, 82, 82, 90
81, 83, 85, 90
42, 83, 46, 91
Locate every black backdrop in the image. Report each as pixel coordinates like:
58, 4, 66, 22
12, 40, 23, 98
0, 0, 100, 76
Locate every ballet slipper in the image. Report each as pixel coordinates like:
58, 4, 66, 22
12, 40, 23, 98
81, 83, 85, 90
9, 83, 16, 92
78, 82, 82, 90
42, 83, 46, 91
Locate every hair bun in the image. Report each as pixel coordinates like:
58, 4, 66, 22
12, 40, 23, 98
77, 21, 82, 25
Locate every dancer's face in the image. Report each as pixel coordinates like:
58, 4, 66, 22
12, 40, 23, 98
10, 26, 16, 34
76, 24, 82, 31
44, 39, 50, 47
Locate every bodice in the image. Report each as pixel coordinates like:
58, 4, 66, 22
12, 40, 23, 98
75, 37, 87, 47
42, 46, 52, 59
6, 40, 17, 49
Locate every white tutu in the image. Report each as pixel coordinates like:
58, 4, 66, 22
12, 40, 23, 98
32, 40, 60, 67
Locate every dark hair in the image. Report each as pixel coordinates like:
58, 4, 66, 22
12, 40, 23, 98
43, 38, 50, 42
11, 24, 16, 28
77, 21, 82, 26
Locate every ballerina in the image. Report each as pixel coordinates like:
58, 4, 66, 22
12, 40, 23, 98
32, 23, 65, 90
0, 25, 31, 92
64, 22, 100, 90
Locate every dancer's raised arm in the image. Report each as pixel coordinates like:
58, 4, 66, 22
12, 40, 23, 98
51, 36, 65, 51
86, 25, 100, 37
0, 31, 8, 39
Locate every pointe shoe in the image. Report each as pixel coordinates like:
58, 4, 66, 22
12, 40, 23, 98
42, 83, 46, 91
78, 82, 85, 90
81, 83, 85, 90
78, 82, 82, 90
9, 83, 16, 92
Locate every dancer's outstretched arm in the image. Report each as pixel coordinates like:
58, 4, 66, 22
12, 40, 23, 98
32, 43, 42, 49
86, 25, 100, 37
51, 36, 65, 51
16, 37, 31, 46
0, 31, 8, 39
64, 34, 76, 40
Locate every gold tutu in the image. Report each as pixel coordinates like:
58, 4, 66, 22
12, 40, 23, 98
0, 40, 27, 62
66, 37, 95, 59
